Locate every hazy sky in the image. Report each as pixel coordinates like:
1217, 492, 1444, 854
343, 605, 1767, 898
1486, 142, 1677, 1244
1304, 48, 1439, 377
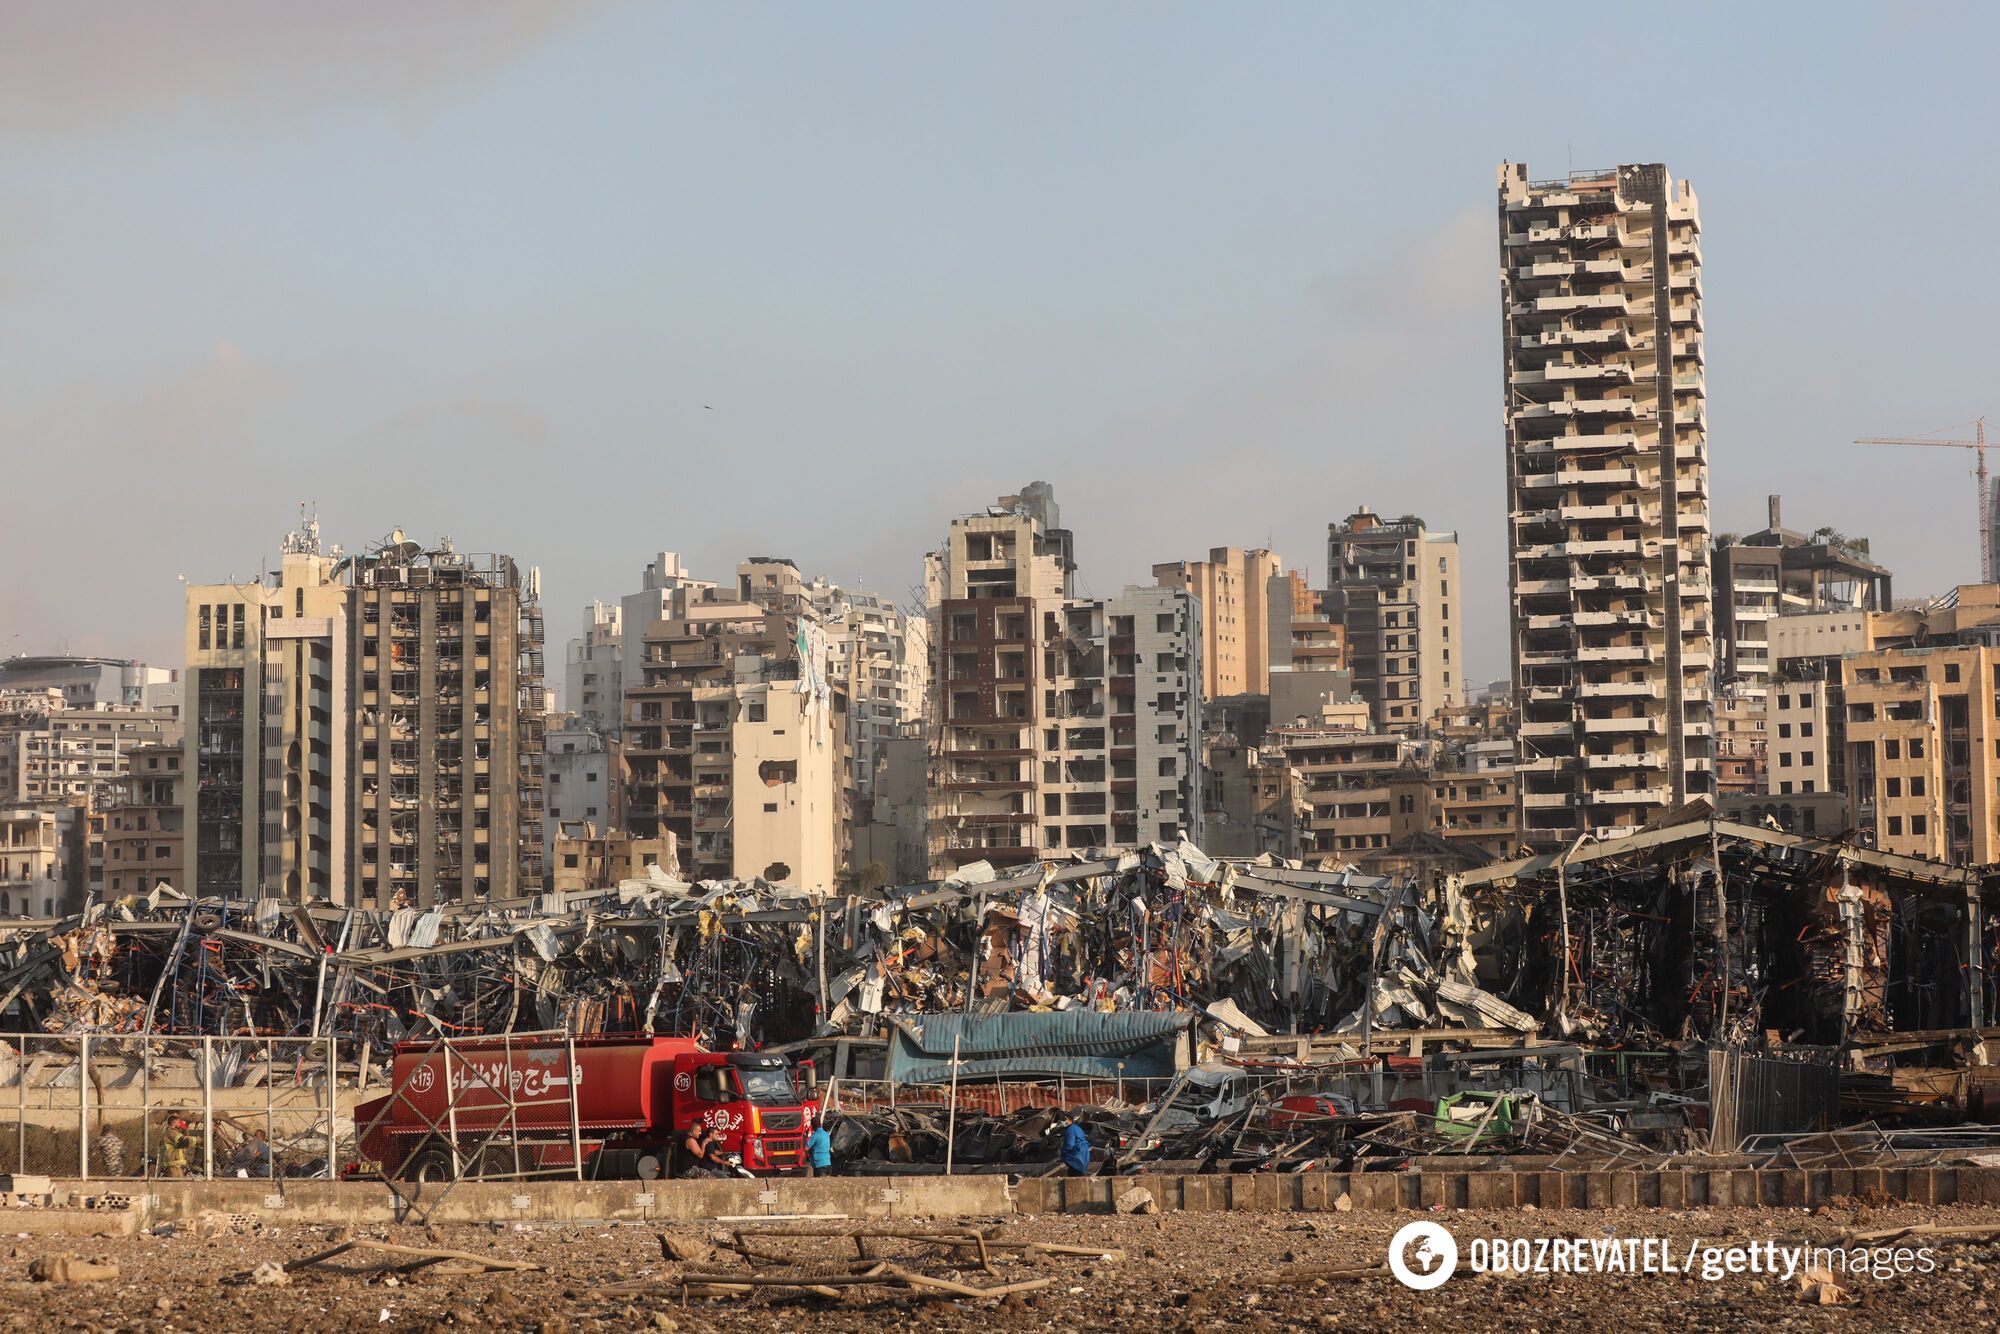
4, 2, 1997, 687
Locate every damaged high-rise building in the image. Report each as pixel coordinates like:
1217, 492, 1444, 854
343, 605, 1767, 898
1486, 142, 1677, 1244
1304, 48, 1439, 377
621, 558, 848, 889
927, 484, 1203, 872
1499, 161, 1715, 843
182, 519, 547, 905
1323, 509, 1459, 730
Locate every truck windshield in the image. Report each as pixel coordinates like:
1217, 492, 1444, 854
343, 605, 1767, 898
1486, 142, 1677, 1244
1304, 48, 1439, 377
736, 1067, 797, 1106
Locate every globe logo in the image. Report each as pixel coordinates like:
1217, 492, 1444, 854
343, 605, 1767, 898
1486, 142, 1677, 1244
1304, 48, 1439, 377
1388, 1220, 1459, 1290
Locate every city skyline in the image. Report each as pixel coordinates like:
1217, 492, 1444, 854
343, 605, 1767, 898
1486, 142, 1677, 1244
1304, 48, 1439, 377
7, 3, 1999, 686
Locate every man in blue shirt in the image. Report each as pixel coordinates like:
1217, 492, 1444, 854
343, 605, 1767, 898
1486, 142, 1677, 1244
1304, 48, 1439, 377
804, 1121, 833, 1178
1060, 1117, 1092, 1176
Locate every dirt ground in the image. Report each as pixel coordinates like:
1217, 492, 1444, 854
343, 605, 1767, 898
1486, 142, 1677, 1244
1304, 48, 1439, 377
5, 1199, 1999, 1331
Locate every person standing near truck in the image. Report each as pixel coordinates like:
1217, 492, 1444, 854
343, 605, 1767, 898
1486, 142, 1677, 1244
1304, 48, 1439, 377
804, 1121, 832, 1178
680, 1120, 720, 1177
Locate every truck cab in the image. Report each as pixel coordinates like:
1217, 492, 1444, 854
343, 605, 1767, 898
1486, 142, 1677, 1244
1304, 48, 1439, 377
668, 1049, 815, 1175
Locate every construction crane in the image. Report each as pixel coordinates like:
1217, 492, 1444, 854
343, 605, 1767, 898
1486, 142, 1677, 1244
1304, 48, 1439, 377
1856, 418, 1992, 581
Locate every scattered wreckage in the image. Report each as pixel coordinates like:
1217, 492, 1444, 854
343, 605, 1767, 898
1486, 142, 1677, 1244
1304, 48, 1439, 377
3, 807, 1999, 1172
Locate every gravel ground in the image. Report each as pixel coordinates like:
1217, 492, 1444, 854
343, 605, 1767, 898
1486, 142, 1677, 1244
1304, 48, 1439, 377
5, 1199, 1999, 1331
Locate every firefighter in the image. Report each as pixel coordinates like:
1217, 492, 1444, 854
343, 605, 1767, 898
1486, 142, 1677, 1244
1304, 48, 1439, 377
159, 1116, 194, 1178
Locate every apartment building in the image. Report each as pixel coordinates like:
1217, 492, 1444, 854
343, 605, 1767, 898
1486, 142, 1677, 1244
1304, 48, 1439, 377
184, 528, 352, 902
1714, 685, 1766, 796
103, 741, 183, 899
1714, 495, 1890, 700
1389, 767, 1520, 863
349, 538, 545, 905
549, 821, 676, 895
622, 561, 847, 888
0, 803, 83, 918
1499, 160, 1714, 843
1265, 568, 1354, 727
1271, 724, 1424, 860
1202, 742, 1304, 860
1324, 510, 1459, 729
0, 655, 178, 714
1153, 546, 1282, 698
806, 578, 928, 807
619, 552, 717, 702
563, 601, 624, 735
927, 484, 1202, 871
1842, 643, 2000, 864
545, 717, 619, 876
185, 520, 546, 905
1768, 680, 1832, 797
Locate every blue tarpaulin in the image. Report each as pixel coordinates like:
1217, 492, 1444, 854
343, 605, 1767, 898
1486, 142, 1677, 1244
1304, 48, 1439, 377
885, 1010, 1192, 1085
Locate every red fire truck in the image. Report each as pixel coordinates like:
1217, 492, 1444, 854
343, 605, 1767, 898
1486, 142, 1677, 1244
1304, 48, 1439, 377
353, 1035, 818, 1181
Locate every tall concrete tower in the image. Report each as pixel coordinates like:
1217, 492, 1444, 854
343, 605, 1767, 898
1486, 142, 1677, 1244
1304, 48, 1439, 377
1499, 162, 1714, 844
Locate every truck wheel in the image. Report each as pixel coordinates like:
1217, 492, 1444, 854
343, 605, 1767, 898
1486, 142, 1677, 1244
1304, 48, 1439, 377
402, 1150, 452, 1183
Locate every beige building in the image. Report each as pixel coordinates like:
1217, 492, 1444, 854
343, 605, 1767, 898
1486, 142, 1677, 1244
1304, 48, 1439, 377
548, 821, 675, 895
1843, 643, 2000, 864
1201, 742, 1304, 860
184, 526, 353, 902
623, 560, 848, 889
0, 803, 84, 918
1500, 161, 1714, 844
1154, 546, 1281, 699
1389, 767, 1520, 864
1271, 724, 1425, 861
1324, 509, 1460, 730
185, 520, 547, 905
1768, 680, 1831, 798
103, 741, 183, 899
928, 485, 1203, 871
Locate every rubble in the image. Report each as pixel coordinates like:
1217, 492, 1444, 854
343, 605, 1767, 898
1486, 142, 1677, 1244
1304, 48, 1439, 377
3, 809, 1997, 1150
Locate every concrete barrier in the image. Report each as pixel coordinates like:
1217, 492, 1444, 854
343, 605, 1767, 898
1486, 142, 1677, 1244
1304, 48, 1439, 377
1010, 1164, 2000, 1215
42, 1174, 1012, 1227
32, 1162, 2000, 1226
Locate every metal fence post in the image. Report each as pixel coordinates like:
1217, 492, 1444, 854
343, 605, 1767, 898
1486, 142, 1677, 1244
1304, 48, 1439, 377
201, 1036, 215, 1179
566, 1033, 583, 1181
324, 1037, 337, 1181
16, 1039, 26, 1174
141, 1038, 152, 1180
78, 1035, 90, 1179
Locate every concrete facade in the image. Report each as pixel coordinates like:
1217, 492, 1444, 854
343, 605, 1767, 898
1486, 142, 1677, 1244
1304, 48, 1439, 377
183, 533, 351, 902
1154, 546, 1281, 699
562, 600, 623, 736
0, 802, 83, 918
102, 741, 183, 900
544, 718, 617, 875
349, 540, 545, 905
622, 564, 848, 889
1324, 510, 1460, 730
1843, 643, 2000, 864
1271, 724, 1425, 860
928, 485, 1203, 871
1500, 160, 1714, 845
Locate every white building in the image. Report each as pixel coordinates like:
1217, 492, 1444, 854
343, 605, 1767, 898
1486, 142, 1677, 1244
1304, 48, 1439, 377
563, 601, 624, 736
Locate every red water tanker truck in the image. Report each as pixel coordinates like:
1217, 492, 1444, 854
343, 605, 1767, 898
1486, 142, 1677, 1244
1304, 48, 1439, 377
353, 1035, 818, 1181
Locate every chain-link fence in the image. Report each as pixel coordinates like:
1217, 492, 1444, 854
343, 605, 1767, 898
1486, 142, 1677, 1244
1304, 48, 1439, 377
0, 1034, 368, 1180
827, 1075, 1177, 1117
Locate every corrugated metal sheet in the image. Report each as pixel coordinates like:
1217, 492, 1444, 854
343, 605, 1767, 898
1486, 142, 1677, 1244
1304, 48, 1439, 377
886, 1010, 1192, 1085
